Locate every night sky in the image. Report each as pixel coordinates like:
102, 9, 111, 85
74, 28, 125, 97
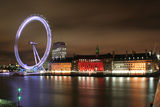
0, 0, 160, 65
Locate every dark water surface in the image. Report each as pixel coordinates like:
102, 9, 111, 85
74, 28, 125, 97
0, 76, 158, 107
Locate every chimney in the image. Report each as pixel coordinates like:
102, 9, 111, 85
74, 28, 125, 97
126, 50, 129, 60
112, 50, 115, 59
150, 50, 153, 56
132, 50, 136, 54
145, 49, 148, 56
126, 50, 128, 56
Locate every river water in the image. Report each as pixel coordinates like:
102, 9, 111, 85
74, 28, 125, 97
0, 76, 158, 107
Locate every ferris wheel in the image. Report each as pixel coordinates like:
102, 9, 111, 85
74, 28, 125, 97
14, 15, 52, 70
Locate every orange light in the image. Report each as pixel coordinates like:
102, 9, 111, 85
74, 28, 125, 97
51, 63, 71, 71
130, 62, 146, 71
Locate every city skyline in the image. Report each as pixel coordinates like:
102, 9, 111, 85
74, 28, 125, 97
0, 0, 160, 64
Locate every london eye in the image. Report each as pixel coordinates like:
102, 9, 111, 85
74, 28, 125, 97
14, 15, 52, 70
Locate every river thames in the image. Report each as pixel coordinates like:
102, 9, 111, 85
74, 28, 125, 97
0, 76, 158, 107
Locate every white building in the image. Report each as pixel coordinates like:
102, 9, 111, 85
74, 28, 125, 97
52, 42, 66, 59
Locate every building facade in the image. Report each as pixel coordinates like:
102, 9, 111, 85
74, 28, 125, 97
51, 63, 71, 71
52, 42, 67, 60
50, 57, 73, 73
112, 52, 159, 74
78, 59, 103, 71
50, 49, 159, 75
72, 54, 112, 72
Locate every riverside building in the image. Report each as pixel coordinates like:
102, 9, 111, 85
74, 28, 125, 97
72, 54, 112, 72
112, 51, 159, 74
50, 48, 159, 75
50, 57, 73, 74
52, 42, 66, 60
72, 47, 112, 72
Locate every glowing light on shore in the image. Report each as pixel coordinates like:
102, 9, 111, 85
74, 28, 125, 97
52, 70, 71, 74
127, 77, 130, 81
106, 77, 109, 81
112, 70, 146, 74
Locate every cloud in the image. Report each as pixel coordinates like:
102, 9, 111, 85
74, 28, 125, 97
0, 0, 160, 64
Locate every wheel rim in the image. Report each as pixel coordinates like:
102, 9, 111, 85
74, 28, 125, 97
14, 15, 52, 70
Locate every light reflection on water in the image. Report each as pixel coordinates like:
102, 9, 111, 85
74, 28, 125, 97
0, 76, 158, 107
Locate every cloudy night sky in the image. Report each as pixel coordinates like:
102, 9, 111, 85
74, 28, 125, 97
0, 0, 160, 65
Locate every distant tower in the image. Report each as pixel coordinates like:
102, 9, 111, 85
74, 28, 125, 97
96, 46, 99, 56
52, 42, 66, 60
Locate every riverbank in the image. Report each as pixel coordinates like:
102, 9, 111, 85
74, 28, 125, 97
14, 71, 160, 77
0, 99, 16, 107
